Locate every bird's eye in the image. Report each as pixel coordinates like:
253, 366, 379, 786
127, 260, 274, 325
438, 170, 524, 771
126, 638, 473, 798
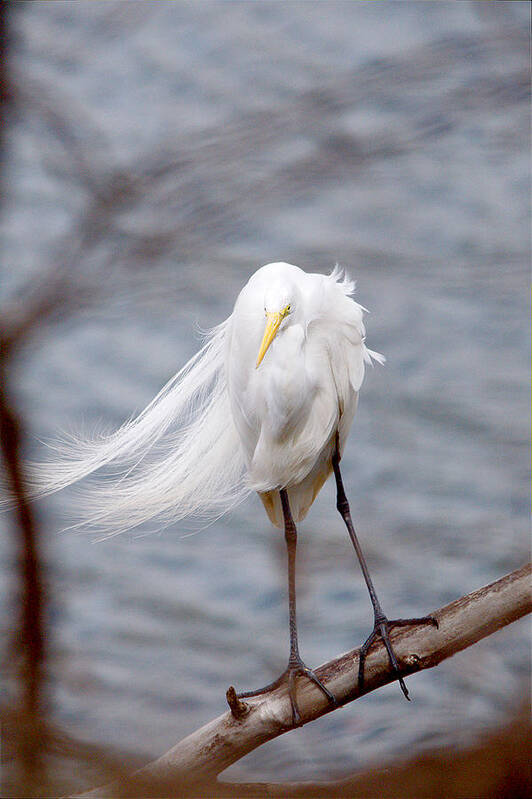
285, 304, 291, 315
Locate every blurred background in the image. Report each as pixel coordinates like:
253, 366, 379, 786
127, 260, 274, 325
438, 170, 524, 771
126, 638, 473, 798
0, 1, 529, 793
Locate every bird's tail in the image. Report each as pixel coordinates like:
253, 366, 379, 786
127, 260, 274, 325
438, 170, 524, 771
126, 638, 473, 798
4, 317, 250, 535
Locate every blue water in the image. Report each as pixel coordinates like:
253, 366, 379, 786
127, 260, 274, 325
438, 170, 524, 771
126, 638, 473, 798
1, 1, 529, 783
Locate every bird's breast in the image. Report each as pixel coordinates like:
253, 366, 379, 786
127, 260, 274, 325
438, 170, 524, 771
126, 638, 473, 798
228, 322, 312, 442
254, 325, 313, 436
227, 311, 346, 493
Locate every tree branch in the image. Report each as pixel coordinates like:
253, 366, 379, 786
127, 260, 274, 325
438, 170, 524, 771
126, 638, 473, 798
76, 563, 531, 797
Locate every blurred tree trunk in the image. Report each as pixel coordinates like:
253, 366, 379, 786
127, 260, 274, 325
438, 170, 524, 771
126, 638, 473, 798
0, 4, 48, 794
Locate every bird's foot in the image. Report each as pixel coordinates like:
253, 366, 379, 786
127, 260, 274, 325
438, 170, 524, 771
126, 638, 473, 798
358, 613, 438, 700
236, 656, 337, 726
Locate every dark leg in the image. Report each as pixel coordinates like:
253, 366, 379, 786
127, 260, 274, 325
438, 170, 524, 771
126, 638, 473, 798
332, 438, 437, 699
236, 489, 336, 725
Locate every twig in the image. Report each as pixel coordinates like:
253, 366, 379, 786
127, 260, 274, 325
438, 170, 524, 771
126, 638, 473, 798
75, 563, 531, 797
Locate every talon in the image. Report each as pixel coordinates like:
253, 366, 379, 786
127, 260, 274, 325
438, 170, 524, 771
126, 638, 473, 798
235, 658, 336, 726
287, 669, 302, 726
358, 614, 433, 699
398, 676, 410, 701
302, 666, 338, 707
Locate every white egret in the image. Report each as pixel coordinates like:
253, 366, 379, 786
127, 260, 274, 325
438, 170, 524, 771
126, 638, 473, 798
23, 262, 436, 724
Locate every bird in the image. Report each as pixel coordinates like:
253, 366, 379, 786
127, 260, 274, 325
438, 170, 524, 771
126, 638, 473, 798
21, 261, 436, 724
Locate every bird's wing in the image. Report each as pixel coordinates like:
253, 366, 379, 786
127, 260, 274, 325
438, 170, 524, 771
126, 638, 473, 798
307, 271, 380, 455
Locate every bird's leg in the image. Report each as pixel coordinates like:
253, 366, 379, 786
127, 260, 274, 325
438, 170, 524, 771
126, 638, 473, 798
235, 489, 336, 726
280, 489, 337, 723
332, 439, 437, 699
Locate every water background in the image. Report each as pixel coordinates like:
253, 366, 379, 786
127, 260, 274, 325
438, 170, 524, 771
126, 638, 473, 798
1, 1, 529, 783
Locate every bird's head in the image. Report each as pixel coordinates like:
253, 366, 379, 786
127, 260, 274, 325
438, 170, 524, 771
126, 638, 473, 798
256, 284, 296, 368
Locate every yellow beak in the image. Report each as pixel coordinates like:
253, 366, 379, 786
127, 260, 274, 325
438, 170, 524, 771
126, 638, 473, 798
256, 311, 283, 368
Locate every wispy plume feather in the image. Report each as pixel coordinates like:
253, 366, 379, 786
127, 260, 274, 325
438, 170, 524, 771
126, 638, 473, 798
19, 317, 250, 535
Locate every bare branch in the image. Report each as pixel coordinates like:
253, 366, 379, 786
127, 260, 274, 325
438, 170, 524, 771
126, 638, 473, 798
75, 563, 531, 797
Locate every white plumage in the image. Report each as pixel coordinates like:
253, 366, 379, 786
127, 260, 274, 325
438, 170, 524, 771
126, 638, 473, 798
227, 262, 383, 527
19, 262, 383, 535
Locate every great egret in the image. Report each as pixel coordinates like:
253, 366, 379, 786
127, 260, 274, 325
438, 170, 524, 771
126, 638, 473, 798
23, 261, 436, 724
